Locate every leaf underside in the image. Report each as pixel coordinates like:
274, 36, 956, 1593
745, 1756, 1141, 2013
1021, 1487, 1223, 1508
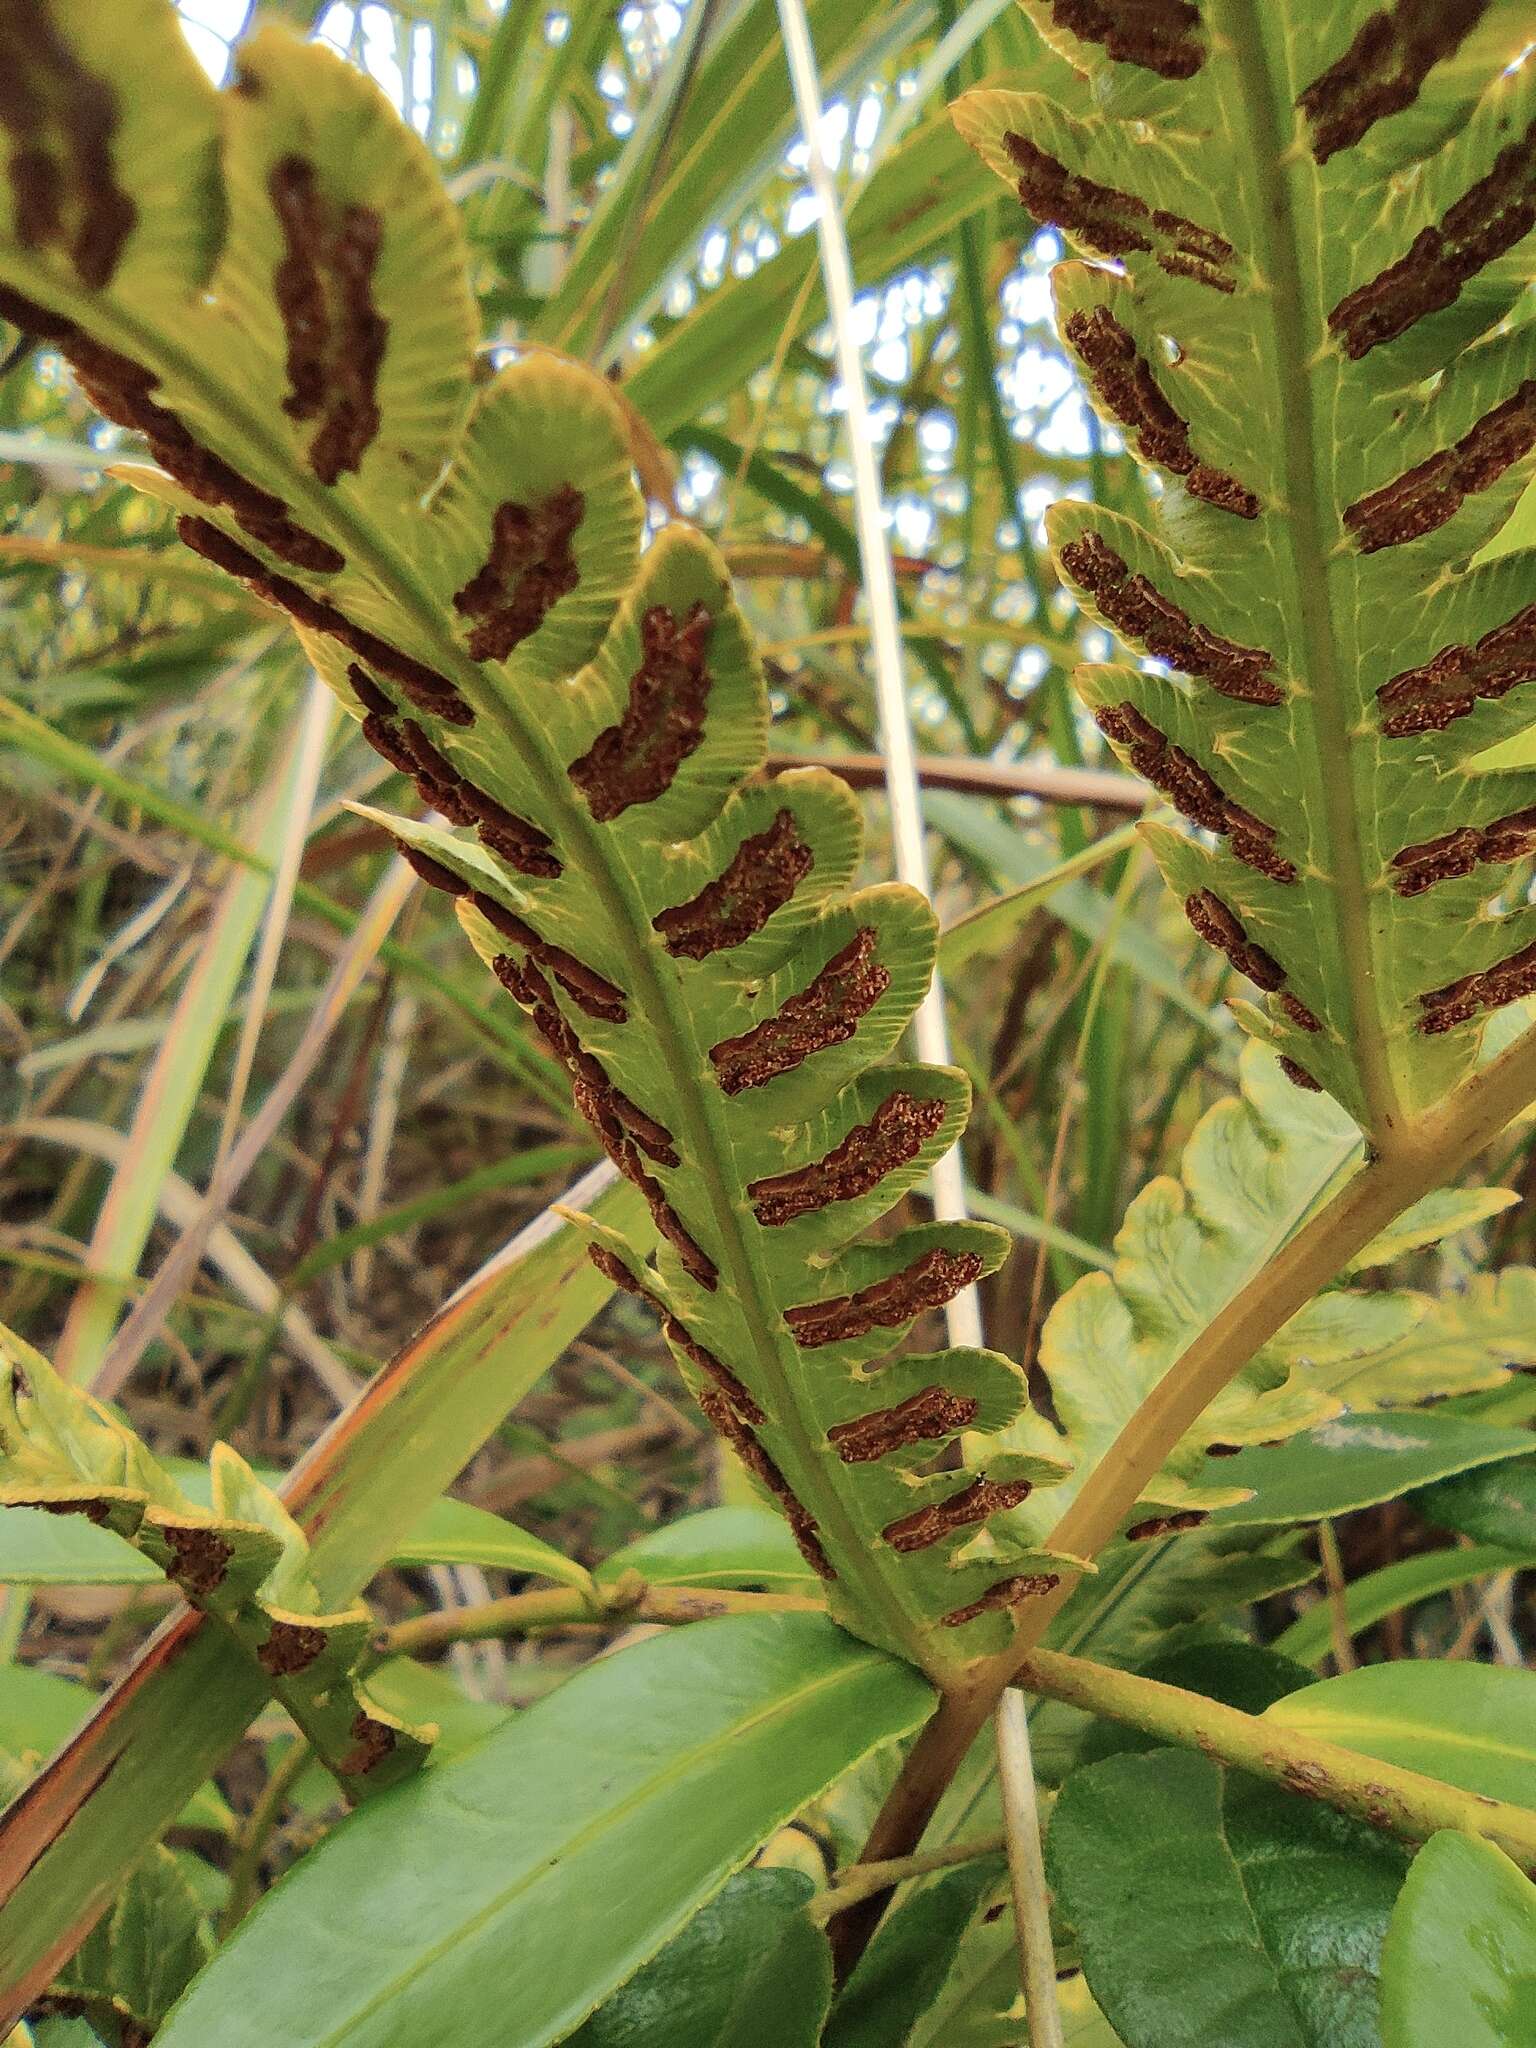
0, 1327, 427, 1798
0, 1, 1075, 1675
1003, 1042, 1536, 1544
957, 0, 1536, 1147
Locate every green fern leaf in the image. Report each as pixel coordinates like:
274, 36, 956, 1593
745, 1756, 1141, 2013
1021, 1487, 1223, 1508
999, 1043, 1536, 1547
0, 1327, 429, 1797
956, 1, 1536, 1145
0, 3, 1073, 1676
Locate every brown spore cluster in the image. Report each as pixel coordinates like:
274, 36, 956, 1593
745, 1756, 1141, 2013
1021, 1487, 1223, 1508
268, 154, 388, 486
1126, 1509, 1208, 1541
1050, 0, 1203, 79
882, 1475, 1034, 1554
710, 928, 890, 1096
941, 1572, 1061, 1630
1420, 935, 1536, 1033
0, 280, 347, 575
1391, 808, 1536, 895
825, 1386, 979, 1464
176, 514, 472, 721
350, 675, 560, 878
1299, 0, 1490, 163
784, 1247, 985, 1350
1003, 133, 1235, 293
470, 888, 626, 1023
495, 956, 675, 1166
1346, 381, 1536, 553
570, 602, 714, 822
748, 1090, 948, 1227
0, 0, 135, 290
1329, 120, 1536, 358
1062, 534, 1282, 705
653, 809, 813, 959
1377, 600, 1536, 737
453, 486, 585, 663
1096, 703, 1297, 882
1185, 889, 1321, 1029
1065, 306, 1259, 517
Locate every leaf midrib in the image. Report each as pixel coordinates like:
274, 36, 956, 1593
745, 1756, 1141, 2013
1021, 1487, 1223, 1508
1213, 1, 1405, 1144
32, 268, 947, 1676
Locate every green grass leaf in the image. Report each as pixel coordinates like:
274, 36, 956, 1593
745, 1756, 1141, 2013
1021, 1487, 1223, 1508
1273, 1544, 1527, 1669
153, 1615, 931, 2048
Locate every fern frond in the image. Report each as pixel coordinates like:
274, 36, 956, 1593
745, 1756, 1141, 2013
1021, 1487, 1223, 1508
956, 0, 1536, 1146
0, 1328, 429, 1797
0, 3, 1074, 1676
998, 1042, 1536, 1548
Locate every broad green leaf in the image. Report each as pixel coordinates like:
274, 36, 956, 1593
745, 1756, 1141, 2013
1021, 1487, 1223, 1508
0, 1665, 120, 1770
596, 1507, 817, 1592
566, 1870, 831, 2048
1274, 1544, 1527, 1668
957, 4, 1536, 1141
154, 1615, 932, 2048
824, 1856, 1006, 2048
1415, 1449, 1536, 1551
1266, 1663, 1536, 1807
0, 0, 1070, 1674
1048, 1749, 1406, 2048
1379, 1832, 1536, 2048
51, 1847, 212, 2041
1318, 1272, 1536, 1407
1205, 1412, 1536, 1527
996, 1044, 1524, 1543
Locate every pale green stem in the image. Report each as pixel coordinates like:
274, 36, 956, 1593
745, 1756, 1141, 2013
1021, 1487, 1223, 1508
996, 1689, 1065, 2048
1017, 1645, 1536, 1871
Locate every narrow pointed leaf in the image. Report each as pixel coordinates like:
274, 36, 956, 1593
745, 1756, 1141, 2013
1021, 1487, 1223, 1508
154, 1615, 931, 2048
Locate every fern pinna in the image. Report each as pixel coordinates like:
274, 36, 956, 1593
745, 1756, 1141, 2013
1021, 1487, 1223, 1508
956, 0, 1536, 1149
0, 0, 1078, 1679
0, 1327, 430, 1799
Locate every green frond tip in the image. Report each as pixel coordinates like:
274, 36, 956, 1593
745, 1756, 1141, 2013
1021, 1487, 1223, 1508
0, 0, 1080, 1677
992, 1042, 1536, 1554
955, 3, 1536, 1145
0, 1328, 430, 1798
